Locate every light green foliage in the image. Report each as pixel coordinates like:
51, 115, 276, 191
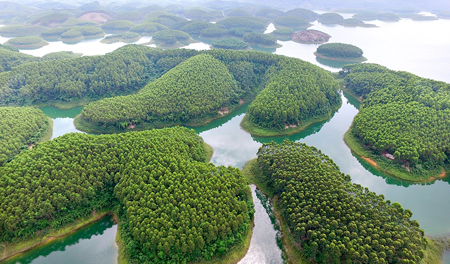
179, 21, 215, 35
243, 32, 277, 46
274, 15, 309, 27
101, 32, 141, 44
255, 140, 426, 264
40, 27, 71, 39
81, 54, 239, 125
0, 48, 36, 72
200, 26, 227, 38
255, 8, 284, 19
317, 43, 364, 59
0, 127, 253, 263
30, 13, 69, 27
0, 25, 48, 37
129, 22, 168, 35
225, 8, 252, 17
284, 8, 319, 21
60, 26, 105, 40
152, 29, 190, 44
41, 51, 82, 60
101, 20, 135, 33
343, 63, 450, 171
145, 12, 187, 27
318, 13, 345, 24
247, 57, 340, 129
272, 28, 294, 36
4, 36, 48, 48
61, 18, 99, 27
212, 38, 249, 50
0, 107, 50, 164
216, 17, 267, 31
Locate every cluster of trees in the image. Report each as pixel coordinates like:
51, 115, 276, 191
343, 63, 450, 170
215, 17, 268, 31
152, 29, 191, 45
101, 32, 141, 44
242, 32, 278, 46
254, 140, 426, 263
0, 127, 253, 263
4, 36, 48, 48
183, 9, 223, 21
0, 107, 50, 165
247, 57, 341, 129
129, 22, 168, 35
212, 38, 249, 50
0, 25, 48, 37
274, 15, 310, 28
0, 47, 36, 72
316, 43, 364, 59
81, 54, 239, 126
59, 26, 105, 41
100, 20, 135, 33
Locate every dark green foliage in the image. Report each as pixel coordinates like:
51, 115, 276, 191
41, 51, 81, 61
0, 48, 36, 72
247, 58, 340, 129
101, 20, 135, 33
179, 21, 214, 35
129, 22, 168, 35
146, 12, 187, 27
317, 43, 364, 59
284, 8, 319, 21
272, 28, 295, 36
0, 25, 48, 37
81, 54, 240, 126
243, 32, 277, 46
0, 44, 19, 53
0, 45, 168, 105
30, 13, 70, 26
216, 17, 267, 31
0, 127, 252, 263
152, 30, 190, 44
101, 32, 141, 44
200, 26, 227, 38
255, 8, 284, 19
225, 8, 252, 17
343, 63, 450, 170
274, 15, 309, 28
255, 140, 426, 264
0, 107, 50, 165
184, 9, 208, 19
318, 13, 345, 24
227, 27, 253, 38
212, 38, 249, 50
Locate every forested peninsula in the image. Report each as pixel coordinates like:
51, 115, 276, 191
342, 63, 450, 181
243, 140, 428, 264
0, 127, 253, 263
48, 45, 341, 135
0, 107, 52, 165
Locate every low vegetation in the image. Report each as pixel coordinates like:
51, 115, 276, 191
101, 20, 135, 33
211, 38, 249, 50
315, 43, 366, 61
4, 36, 48, 49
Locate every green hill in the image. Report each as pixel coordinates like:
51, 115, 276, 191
79, 54, 240, 129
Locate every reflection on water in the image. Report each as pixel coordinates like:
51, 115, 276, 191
443, 251, 450, 264
3, 217, 118, 264
238, 185, 284, 264
315, 56, 355, 69
40, 106, 84, 139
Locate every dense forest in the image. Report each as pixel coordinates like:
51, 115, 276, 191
251, 140, 426, 263
0, 127, 253, 263
80, 54, 240, 127
342, 63, 450, 177
246, 57, 341, 130
316, 43, 364, 59
0, 107, 51, 165
71, 47, 339, 133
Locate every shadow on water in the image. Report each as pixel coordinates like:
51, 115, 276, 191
39, 106, 83, 119
189, 104, 249, 134
3, 216, 117, 264
315, 56, 355, 69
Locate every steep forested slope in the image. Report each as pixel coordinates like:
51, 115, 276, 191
343, 63, 450, 179
246, 57, 340, 130
80, 54, 240, 128
249, 140, 426, 263
0, 127, 253, 263
0, 107, 51, 165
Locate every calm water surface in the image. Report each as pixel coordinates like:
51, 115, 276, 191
5, 17, 450, 263
4, 217, 118, 264
444, 251, 450, 264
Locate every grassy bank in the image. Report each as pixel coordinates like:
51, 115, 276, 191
0, 210, 112, 262
203, 142, 214, 163
241, 159, 310, 264
40, 116, 53, 142
344, 126, 449, 182
421, 237, 450, 264
240, 102, 341, 137
314, 52, 367, 62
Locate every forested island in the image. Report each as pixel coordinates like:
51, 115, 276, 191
0, 127, 253, 263
4, 36, 48, 49
243, 140, 431, 263
315, 43, 367, 62
342, 63, 450, 181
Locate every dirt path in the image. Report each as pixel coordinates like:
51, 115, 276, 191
361, 156, 377, 167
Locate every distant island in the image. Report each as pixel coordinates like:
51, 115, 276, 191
4, 36, 48, 49
291, 29, 331, 44
314, 42, 367, 62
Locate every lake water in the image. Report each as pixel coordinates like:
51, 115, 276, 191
3, 16, 450, 264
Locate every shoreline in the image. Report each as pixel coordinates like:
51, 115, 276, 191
0, 210, 113, 262
240, 101, 342, 137
314, 52, 367, 62
344, 127, 449, 182
241, 159, 310, 264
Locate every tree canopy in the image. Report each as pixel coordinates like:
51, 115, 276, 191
316, 43, 364, 59
0, 127, 253, 263
253, 140, 426, 263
